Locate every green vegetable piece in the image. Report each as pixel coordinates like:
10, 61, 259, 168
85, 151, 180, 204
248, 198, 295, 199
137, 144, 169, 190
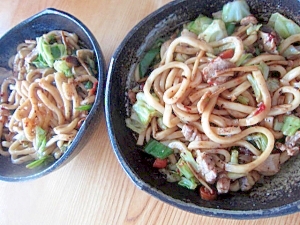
274, 118, 283, 131
75, 104, 92, 111
32, 54, 49, 68
26, 155, 54, 169
176, 158, 194, 179
139, 48, 160, 78
35, 126, 47, 154
159, 168, 181, 183
53, 60, 72, 77
36, 36, 66, 67
225, 22, 236, 36
247, 74, 262, 102
84, 81, 93, 89
125, 116, 145, 134
281, 115, 300, 136
255, 47, 261, 56
199, 19, 228, 42
126, 92, 161, 134
187, 15, 213, 35
246, 24, 262, 35
133, 92, 161, 125
266, 77, 280, 92
246, 133, 268, 151
236, 53, 253, 66
180, 150, 199, 172
51, 45, 66, 59
268, 12, 300, 38
144, 139, 173, 159
258, 61, 270, 80
236, 95, 249, 105
222, 0, 251, 23
178, 177, 198, 190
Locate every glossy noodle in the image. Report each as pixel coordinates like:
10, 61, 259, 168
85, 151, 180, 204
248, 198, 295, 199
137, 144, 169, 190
126, 0, 300, 198
0, 30, 98, 168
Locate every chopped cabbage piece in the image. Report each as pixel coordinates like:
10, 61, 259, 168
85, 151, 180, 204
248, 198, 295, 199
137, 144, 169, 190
281, 115, 300, 136
187, 15, 213, 35
199, 19, 227, 42
178, 177, 198, 190
222, 0, 251, 23
268, 12, 300, 38
126, 92, 161, 134
36, 36, 66, 67
54, 60, 72, 77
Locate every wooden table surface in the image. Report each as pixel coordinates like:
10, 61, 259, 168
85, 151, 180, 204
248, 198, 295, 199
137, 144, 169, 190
0, 0, 299, 224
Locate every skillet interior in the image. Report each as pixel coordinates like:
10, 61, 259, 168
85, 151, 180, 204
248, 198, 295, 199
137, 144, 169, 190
106, 0, 300, 218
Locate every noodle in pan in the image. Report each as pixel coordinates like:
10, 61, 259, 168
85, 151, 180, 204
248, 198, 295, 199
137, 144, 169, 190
125, 0, 300, 199
0, 30, 98, 168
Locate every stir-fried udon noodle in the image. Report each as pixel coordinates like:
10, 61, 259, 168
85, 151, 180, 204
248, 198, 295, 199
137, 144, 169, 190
126, 0, 300, 199
0, 30, 98, 168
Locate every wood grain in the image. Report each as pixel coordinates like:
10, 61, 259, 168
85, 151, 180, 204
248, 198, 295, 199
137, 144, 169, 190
0, 0, 300, 224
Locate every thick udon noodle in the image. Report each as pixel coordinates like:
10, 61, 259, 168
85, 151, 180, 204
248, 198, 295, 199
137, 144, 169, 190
128, 15, 300, 194
0, 30, 97, 166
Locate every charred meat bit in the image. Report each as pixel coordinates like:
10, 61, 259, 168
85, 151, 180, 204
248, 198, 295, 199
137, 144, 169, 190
254, 153, 280, 176
240, 15, 258, 26
65, 55, 80, 67
258, 26, 281, 54
182, 124, 209, 142
276, 131, 300, 156
202, 57, 236, 85
216, 172, 231, 194
127, 90, 137, 104
239, 170, 261, 191
196, 151, 217, 184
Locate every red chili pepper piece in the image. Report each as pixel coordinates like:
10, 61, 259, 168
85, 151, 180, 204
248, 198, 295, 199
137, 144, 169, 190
89, 81, 98, 96
199, 186, 217, 201
218, 49, 234, 59
153, 158, 167, 169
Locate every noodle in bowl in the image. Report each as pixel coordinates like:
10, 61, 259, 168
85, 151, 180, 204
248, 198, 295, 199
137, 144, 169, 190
0, 8, 105, 181
106, 0, 300, 219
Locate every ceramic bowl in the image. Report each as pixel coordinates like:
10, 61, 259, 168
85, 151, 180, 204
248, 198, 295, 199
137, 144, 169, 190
0, 8, 105, 181
105, 0, 300, 219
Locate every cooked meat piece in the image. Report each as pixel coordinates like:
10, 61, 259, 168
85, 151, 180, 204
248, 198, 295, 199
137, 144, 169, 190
276, 131, 300, 156
254, 153, 280, 176
65, 55, 80, 67
202, 57, 236, 85
258, 26, 281, 54
196, 151, 217, 184
239, 170, 260, 191
229, 180, 240, 192
181, 124, 209, 142
127, 90, 137, 104
286, 131, 300, 148
216, 172, 231, 194
240, 15, 258, 26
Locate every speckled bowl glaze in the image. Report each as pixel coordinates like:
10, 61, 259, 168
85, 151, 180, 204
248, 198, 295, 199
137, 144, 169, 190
0, 8, 105, 181
105, 0, 300, 219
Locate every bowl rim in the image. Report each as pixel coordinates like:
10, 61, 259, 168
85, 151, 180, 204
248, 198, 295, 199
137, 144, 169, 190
105, 0, 300, 219
0, 7, 106, 182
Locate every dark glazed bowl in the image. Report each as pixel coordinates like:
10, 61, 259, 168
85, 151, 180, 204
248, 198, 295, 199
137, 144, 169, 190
0, 8, 105, 181
105, 0, 300, 219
